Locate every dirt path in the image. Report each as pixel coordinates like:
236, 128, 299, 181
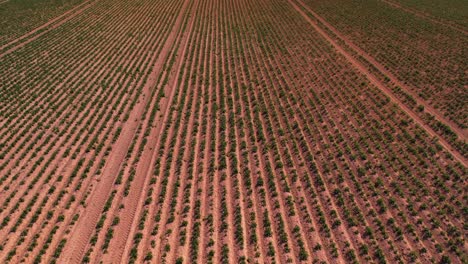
20, 36, 147, 259
48, 2, 186, 262
279, 11, 459, 256
116, 1, 198, 262
295, 0, 467, 143
0, 0, 97, 58
97, 0, 195, 262
8, 3, 170, 258
289, 0, 467, 167
256, 4, 402, 258
58, 88, 147, 263
379, 0, 468, 35
0, 15, 138, 208
57, 2, 195, 263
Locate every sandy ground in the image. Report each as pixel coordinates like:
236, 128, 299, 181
0, 0, 465, 263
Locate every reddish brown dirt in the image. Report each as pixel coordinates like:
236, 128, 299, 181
0, 0, 96, 58
57, 1, 193, 263
105, 0, 198, 261
1, 0, 465, 263
295, 0, 467, 143
289, 0, 467, 166
0, 23, 150, 260
58, 100, 147, 263
380, 0, 468, 35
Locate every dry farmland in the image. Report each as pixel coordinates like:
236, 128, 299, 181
0, 0, 466, 263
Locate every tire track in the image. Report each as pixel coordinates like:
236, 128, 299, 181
0, 4, 140, 216
289, 0, 467, 167
0, 0, 170, 258
119, 1, 198, 262
295, 0, 467, 143
0, 0, 97, 58
97, 0, 195, 261
56, 1, 195, 262
379, 0, 468, 35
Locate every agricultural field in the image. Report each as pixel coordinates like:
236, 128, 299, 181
0, 0, 466, 263
0, 0, 87, 46
298, 0, 468, 151
390, 0, 468, 28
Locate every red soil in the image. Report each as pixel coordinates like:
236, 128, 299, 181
1, 0, 465, 263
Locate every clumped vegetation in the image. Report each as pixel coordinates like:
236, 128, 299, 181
0, 0, 465, 263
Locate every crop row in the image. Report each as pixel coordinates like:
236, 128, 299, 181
0, 0, 187, 262
0, 0, 86, 46
298, 0, 467, 132
0, 0, 465, 263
